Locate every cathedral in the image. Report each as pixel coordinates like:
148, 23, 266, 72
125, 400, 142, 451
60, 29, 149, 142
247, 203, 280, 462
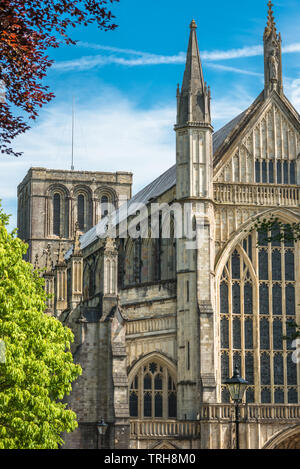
17, 2, 300, 449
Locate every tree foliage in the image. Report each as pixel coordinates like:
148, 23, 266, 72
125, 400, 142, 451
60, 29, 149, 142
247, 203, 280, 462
0, 0, 119, 156
0, 202, 81, 449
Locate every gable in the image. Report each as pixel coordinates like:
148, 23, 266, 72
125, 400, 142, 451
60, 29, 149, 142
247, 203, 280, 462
214, 92, 300, 185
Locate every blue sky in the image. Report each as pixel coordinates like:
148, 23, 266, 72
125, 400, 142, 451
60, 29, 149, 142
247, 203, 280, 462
2, 0, 300, 231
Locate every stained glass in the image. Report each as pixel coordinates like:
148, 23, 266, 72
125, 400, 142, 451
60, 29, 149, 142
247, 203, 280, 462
77, 194, 85, 231
155, 374, 163, 390
144, 374, 151, 389
287, 354, 297, 385
260, 318, 270, 350
273, 319, 283, 350
129, 392, 138, 417
277, 160, 282, 183
283, 160, 289, 184
259, 284, 269, 315
244, 283, 253, 315
245, 318, 253, 349
259, 250, 268, 279
222, 388, 230, 403
274, 388, 284, 403
262, 160, 267, 183
155, 393, 163, 417
233, 352, 241, 374
269, 160, 274, 183
285, 251, 295, 281
246, 388, 254, 403
261, 353, 270, 385
168, 392, 177, 418
261, 388, 271, 404
144, 392, 152, 417
221, 353, 229, 384
53, 193, 61, 236
233, 318, 241, 349
274, 354, 284, 385
232, 251, 240, 279
221, 318, 229, 349
286, 285, 295, 316
149, 362, 157, 374
220, 282, 228, 314
245, 353, 254, 385
272, 250, 282, 280
272, 284, 282, 315
290, 161, 296, 185
255, 160, 261, 183
232, 283, 240, 315
288, 388, 298, 404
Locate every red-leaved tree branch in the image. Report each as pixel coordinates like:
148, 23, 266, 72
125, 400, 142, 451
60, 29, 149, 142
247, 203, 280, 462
0, 0, 119, 156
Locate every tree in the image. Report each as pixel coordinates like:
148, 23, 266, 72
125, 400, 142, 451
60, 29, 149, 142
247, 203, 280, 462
0, 202, 81, 449
0, 0, 119, 156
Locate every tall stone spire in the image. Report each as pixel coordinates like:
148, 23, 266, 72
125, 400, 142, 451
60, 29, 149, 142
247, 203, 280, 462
264, 1, 283, 97
176, 20, 211, 126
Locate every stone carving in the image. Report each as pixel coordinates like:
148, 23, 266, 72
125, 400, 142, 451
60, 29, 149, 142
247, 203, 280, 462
269, 49, 278, 81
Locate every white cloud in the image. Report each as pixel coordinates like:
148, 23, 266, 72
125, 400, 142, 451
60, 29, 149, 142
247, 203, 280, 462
52, 41, 300, 73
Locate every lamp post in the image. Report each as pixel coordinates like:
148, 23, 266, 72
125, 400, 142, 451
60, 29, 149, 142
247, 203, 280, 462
224, 366, 248, 450
96, 418, 108, 449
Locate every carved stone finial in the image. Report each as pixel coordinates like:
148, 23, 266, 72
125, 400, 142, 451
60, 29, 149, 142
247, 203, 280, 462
73, 222, 82, 256
45, 244, 52, 273
57, 240, 65, 265
34, 253, 39, 270
190, 19, 197, 29
104, 236, 117, 254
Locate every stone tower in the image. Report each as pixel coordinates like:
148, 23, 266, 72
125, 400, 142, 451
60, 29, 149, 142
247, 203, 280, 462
174, 20, 216, 420
17, 168, 133, 264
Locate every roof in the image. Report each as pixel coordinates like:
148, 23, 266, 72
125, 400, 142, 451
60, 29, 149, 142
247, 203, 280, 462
65, 100, 260, 256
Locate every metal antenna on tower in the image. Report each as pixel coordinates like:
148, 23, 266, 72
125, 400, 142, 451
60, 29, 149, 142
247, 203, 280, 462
71, 96, 75, 171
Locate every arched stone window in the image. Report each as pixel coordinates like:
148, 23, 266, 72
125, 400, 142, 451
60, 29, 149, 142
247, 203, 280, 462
129, 359, 177, 419
219, 225, 298, 404
48, 185, 69, 238
53, 193, 61, 236
101, 195, 109, 218
77, 194, 85, 231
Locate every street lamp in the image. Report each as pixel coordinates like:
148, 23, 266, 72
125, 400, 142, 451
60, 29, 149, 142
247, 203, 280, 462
97, 418, 108, 449
224, 366, 248, 450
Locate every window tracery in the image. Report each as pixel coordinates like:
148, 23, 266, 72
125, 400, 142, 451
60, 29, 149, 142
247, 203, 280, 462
220, 227, 298, 404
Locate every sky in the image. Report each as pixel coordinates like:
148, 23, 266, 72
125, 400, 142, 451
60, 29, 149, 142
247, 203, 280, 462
1, 0, 300, 231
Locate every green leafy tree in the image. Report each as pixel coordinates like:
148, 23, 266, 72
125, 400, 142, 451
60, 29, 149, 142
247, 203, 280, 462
0, 202, 81, 449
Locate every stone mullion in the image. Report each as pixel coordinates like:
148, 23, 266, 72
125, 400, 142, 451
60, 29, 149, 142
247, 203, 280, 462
269, 239, 274, 403
282, 244, 288, 403
241, 277, 245, 389
296, 242, 300, 403
163, 368, 168, 419
228, 262, 233, 377
253, 230, 261, 403
139, 369, 143, 419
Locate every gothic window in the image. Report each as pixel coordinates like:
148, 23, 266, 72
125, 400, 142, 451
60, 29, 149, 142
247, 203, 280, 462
255, 158, 295, 184
129, 360, 177, 419
53, 193, 61, 236
220, 225, 299, 404
101, 195, 109, 218
77, 194, 85, 231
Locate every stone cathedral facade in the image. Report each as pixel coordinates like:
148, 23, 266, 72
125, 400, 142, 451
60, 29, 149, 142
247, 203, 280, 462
17, 3, 300, 450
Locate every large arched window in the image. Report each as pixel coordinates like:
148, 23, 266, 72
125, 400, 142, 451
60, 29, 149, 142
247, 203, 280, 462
100, 195, 109, 218
53, 193, 61, 236
219, 226, 298, 404
77, 194, 85, 231
129, 360, 177, 419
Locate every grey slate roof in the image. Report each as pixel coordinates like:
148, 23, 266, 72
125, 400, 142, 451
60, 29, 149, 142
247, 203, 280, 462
66, 107, 251, 256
